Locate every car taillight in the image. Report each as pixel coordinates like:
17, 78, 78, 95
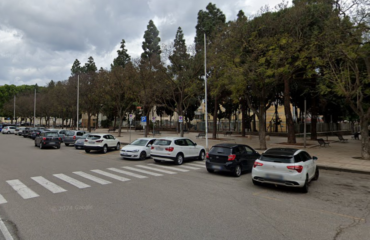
85, 139, 88, 142
253, 161, 263, 168
165, 147, 174, 152
228, 154, 236, 161
43, 137, 46, 140
151, 146, 154, 149
73, 136, 76, 140
206, 153, 209, 159
96, 140, 103, 143
287, 165, 303, 173
58, 138, 61, 141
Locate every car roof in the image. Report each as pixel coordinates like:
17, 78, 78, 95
262, 148, 300, 157
135, 138, 156, 140
212, 143, 245, 148
155, 137, 189, 140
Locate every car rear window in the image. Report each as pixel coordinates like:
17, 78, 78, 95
66, 130, 75, 136
154, 139, 171, 146
88, 135, 101, 140
45, 132, 59, 137
209, 147, 231, 155
260, 155, 293, 163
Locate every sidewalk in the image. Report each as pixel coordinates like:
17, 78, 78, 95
97, 129, 370, 175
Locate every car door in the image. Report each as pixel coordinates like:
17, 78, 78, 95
242, 145, 258, 171
109, 135, 117, 147
185, 139, 198, 158
146, 139, 156, 155
302, 151, 314, 179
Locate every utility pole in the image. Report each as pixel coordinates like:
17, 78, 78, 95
204, 33, 208, 152
77, 75, 79, 130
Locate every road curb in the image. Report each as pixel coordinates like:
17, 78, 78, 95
318, 165, 370, 175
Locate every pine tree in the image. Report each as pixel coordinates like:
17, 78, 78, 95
71, 59, 83, 76
84, 56, 97, 73
141, 20, 161, 62
111, 39, 131, 69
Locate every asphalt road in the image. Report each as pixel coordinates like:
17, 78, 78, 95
0, 133, 369, 240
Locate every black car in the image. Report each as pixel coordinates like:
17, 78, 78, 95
30, 130, 42, 140
35, 131, 61, 149
206, 143, 260, 177
22, 127, 34, 138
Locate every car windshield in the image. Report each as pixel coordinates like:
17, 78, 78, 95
87, 135, 101, 140
45, 132, 59, 137
66, 130, 75, 136
209, 147, 231, 155
154, 139, 171, 146
130, 139, 148, 146
260, 155, 292, 163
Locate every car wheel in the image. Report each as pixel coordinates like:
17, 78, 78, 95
39, 143, 43, 149
206, 168, 214, 173
198, 150, 205, 160
301, 175, 309, 193
116, 143, 120, 150
234, 165, 242, 177
154, 159, 161, 163
85, 149, 90, 153
175, 154, 184, 165
65, 143, 69, 146
313, 167, 319, 181
140, 151, 146, 160
102, 145, 108, 154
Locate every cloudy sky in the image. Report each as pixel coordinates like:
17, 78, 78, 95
0, 0, 288, 87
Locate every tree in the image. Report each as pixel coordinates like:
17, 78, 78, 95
111, 39, 131, 69
71, 59, 83, 76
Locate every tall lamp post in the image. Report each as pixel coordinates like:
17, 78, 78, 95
204, 33, 208, 151
34, 89, 36, 128
13, 95, 16, 125
77, 75, 79, 130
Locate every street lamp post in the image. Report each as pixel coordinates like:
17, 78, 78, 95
204, 33, 208, 151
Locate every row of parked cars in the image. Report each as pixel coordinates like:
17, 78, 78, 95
4, 129, 320, 193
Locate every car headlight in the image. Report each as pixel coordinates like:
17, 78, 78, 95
132, 149, 140, 152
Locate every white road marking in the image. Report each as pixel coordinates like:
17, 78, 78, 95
0, 194, 7, 204
178, 165, 201, 170
53, 174, 90, 189
6, 180, 39, 199
91, 170, 130, 182
107, 168, 147, 179
136, 165, 177, 174
187, 163, 205, 167
122, 167, 163, 176
73, 171, 112, 185
147, 164, 189, 172
0, 217, 13, 240
31, 176, 67, 193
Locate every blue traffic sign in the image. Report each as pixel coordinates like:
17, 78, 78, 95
141, 116, 147, 122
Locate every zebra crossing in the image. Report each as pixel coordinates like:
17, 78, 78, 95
0, 162, 205, 204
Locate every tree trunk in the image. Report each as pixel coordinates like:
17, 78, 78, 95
360, 117, 370, 160
257, 104, 267, 150
310, 95, 318, 140
241, 104, 246, 137
118, 116, 123, 137
284, 77, 296, 144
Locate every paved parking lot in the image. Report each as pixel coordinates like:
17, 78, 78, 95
0, 132, 369, 240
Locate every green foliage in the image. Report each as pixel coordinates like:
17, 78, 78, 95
141, 20, 161, 62
111, 39, 131, 69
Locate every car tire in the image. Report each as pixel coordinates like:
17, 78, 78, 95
140, 151, 146, 160
85, 149, 90, 153
116, 143, 120, 150
234, 165, 242, 177
301, 175, 309, 193
39, 143, 43, 149
75, 146, 78, 149
102, 145, 108, 154
206, 168, 214, 173
65, 143, 69, 146
175, 153, 184, 165
198, 150, 205, 160
313, 167, 319, 181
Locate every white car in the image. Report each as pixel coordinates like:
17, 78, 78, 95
150, 137, 205, 165
120, 138, 156, 160
84, 133, 121, 153
2, 126, 16, 134
251, 148, 319, 193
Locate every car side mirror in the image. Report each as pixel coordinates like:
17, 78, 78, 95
313, 156, 318, 161
194, 143, 197, 146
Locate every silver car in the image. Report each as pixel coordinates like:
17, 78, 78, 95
63, 130, 86, 146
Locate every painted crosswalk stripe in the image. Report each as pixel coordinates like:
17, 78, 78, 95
53, 174, 90, 189
73, 171, 112, 185
178, 165, 201, 170
147, 164, 189, 172
0, 217, 13, 240
0, 194, 7, 204
122, 167, 163, 176
91, 170, 130, 182
107, 168, 147, 179
31, 176, 67, 193
136, 165, 177, 174
189, 162, 206, 166
6, 180, 39, 199
187, 163, 205, 168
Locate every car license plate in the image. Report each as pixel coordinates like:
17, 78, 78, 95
212, 165, 222, 170
266, 174, 283, 180
121, 153, 128, 155
89, 141, 95, 144
156, 147, 163, 151
49, 142, 55, 144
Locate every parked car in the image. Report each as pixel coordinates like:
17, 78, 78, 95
63, 130, 86, 146
1, 126, 16, 134
74, 134, 91, 149
22, 127, 34, 138
120, 138, 156, 160
15, 127, 27, 136
206, 143, 260, 177
150, 137, 205, 165
34, 131, 62, 149
84, 134, 121, 153
30, 130, 43, 140
57, 129, 68, 142
251, 148, 319, 193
